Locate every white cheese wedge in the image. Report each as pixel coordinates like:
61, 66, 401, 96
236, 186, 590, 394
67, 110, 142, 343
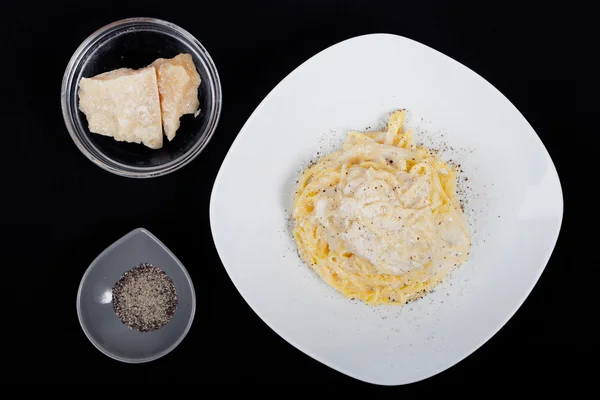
78, 66, 163, 149
152, 53, 201, 141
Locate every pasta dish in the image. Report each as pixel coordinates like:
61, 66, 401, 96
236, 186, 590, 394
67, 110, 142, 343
292, 110, 470, 305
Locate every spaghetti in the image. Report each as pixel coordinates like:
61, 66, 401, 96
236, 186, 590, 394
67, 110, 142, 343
292, 110, 470, 305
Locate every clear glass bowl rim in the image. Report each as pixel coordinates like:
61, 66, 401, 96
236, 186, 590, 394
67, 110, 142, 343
60, 17, 223, 178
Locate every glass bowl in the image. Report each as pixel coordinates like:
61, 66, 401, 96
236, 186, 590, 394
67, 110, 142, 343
61, 18, 222, 178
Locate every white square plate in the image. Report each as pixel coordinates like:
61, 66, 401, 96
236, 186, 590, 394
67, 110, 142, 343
209, 34, 563, 385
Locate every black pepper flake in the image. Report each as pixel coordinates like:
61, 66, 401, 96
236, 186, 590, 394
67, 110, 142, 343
112, 263, 178, 333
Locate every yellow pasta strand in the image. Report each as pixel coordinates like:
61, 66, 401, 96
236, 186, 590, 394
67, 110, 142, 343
292, 110, 470, 306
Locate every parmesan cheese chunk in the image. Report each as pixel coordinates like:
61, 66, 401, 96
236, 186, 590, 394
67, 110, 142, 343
152, 54, 201, 141
78, 66, 163, 149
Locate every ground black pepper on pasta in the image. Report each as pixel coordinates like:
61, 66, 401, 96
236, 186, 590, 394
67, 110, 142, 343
112, 263, 178, 333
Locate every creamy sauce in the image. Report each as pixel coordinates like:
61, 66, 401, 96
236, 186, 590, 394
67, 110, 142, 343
312, 145, 469, 276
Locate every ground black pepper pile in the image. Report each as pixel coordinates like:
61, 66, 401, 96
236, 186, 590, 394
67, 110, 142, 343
112, 263, 178, 333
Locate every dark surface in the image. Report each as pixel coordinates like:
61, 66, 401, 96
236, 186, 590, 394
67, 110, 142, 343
2, 0, 575, 387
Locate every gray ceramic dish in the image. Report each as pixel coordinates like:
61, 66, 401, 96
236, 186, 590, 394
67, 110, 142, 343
76, 228, 196, 363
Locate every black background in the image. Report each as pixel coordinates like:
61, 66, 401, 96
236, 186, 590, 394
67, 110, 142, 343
2, 0, 575, 387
